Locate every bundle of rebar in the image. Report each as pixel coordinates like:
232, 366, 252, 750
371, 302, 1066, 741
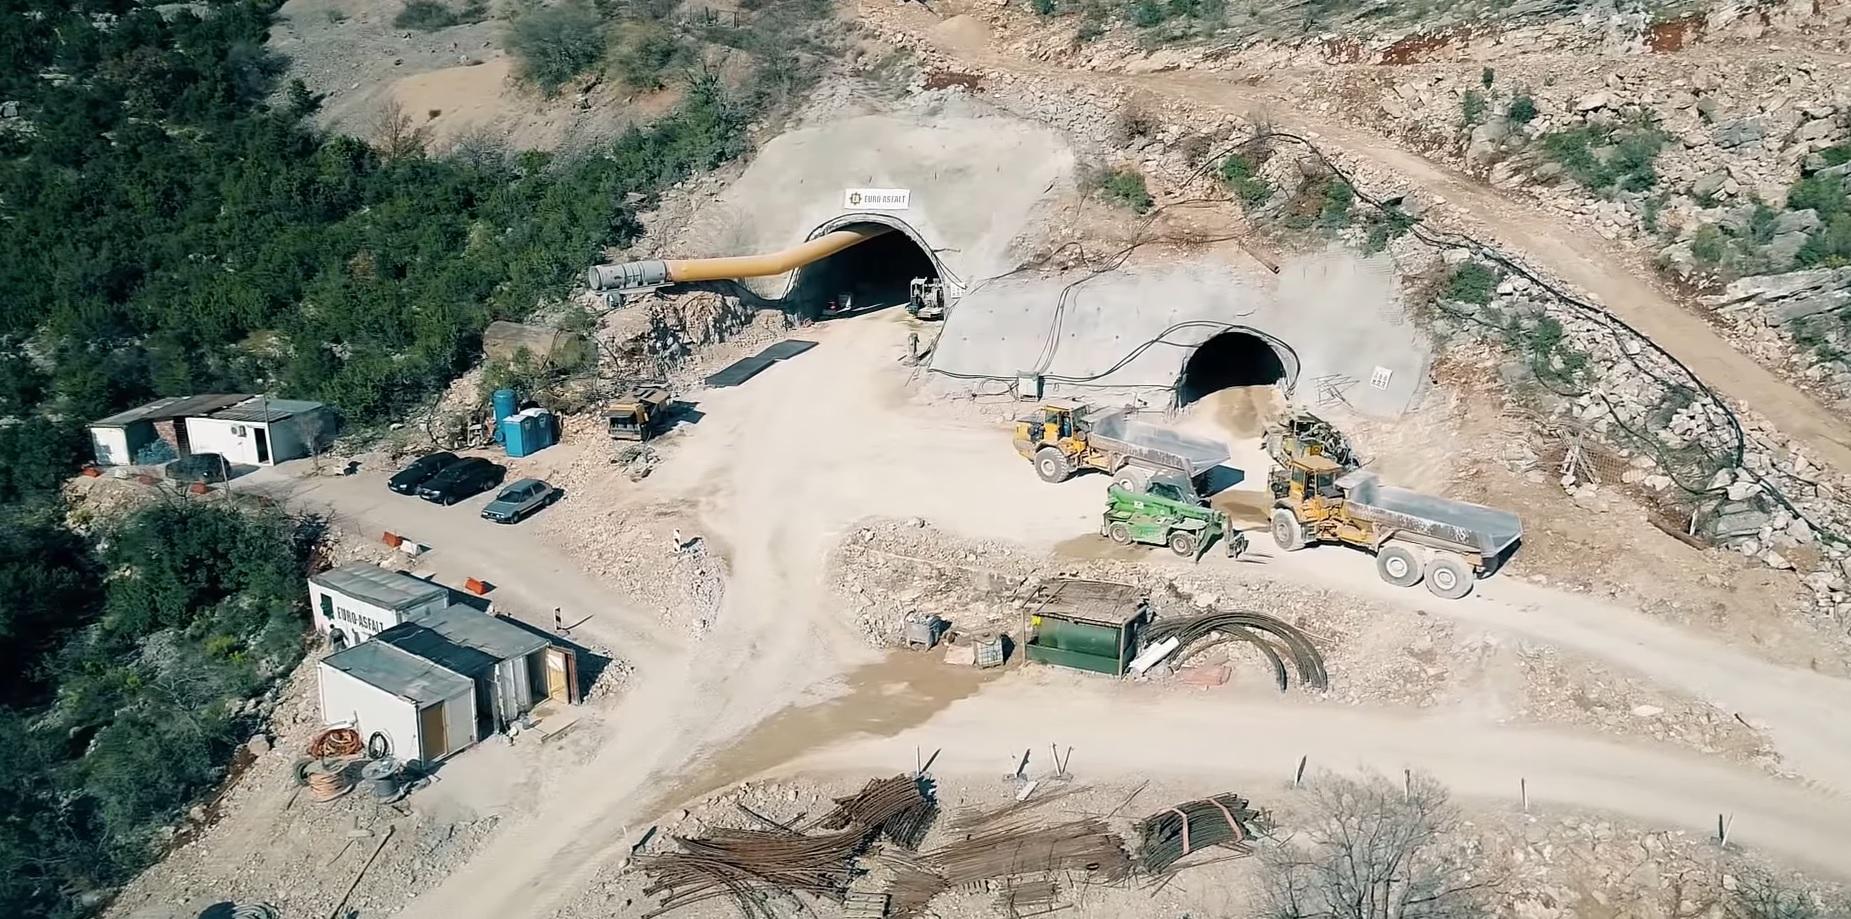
884, 800, 1130, 919
639, 773, 937, 918
1144, 610, 1328, 691
640, 827, 870, 918
813, 775, 938, 850
995, 877, 1059, 916
1133, 793, 1261, 873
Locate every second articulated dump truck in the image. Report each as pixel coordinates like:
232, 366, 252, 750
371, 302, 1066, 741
1270, 452, 1522, 600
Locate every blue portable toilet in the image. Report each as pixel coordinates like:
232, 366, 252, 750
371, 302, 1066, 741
491, 389, 519, 443
501, 408, 556, 458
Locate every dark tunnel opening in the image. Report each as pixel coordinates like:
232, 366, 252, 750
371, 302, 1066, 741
788, 225, 938, 319
1176, 331, 1289, 407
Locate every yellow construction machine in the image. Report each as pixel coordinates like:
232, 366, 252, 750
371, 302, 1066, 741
606, 386, 673, 441
1013, 402, 1230, 494
1268, 451, 1522, 600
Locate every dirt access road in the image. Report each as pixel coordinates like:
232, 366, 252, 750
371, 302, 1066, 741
884, 2, 1851, 472
798, 679, 1851, 877
339, 313, 1851, 919
252, 468, 678, 663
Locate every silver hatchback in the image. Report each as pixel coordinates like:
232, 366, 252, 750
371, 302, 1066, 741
479, 478, 561, 523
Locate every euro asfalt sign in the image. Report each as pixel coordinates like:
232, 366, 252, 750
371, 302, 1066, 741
843, 188, 911, 210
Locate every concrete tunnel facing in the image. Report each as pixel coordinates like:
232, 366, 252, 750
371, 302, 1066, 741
787, 218, 942, 317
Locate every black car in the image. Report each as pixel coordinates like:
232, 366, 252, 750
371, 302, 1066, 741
416, 457, 505, 505
388, 452, 461, 495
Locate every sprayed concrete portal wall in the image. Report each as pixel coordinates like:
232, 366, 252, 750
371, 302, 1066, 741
669, 102, 1077, 299
930, 248, 1432, 418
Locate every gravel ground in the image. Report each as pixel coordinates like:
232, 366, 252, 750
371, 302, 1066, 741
828, 517, 1779, 772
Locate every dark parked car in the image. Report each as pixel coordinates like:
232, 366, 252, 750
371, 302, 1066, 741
165, 453, 229, 484
480, 478, 562, 524
388, 451, 461, 495
416, 457, 505, 505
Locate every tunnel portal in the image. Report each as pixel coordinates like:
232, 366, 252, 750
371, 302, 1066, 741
787, 219, 940, 318
1175, 330, 1293, 407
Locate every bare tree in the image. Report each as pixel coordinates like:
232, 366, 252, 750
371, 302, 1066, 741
1259, 772, 1495, 919
371, 99, 430, 161
1725, 867, 1839, 919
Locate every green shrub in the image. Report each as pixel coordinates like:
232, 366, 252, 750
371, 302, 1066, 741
1076, 1, 1108, 40
1539, 118, 1668, 195
1798, 213, 1851, 268
1219, 152, 1274, 206
506, 1, 607, 95
615, 25, 692, 90
1689, 224, 1726, 264
1507, 94, 1537, 125
1316, 177, 1355, 227
1097, 167, 1154, 213
1787, 173, 1847, 220
1480, 66, 1494, 88
1443, 261, 1498, 304
1748, 203, 1778, 245
1033, 0, 1056, 14
1363, 203, 1415, 253
1820, 144, 1851, 168
1462, 89, 1487, 126
393, 0, 488, 31
1129, 0, 1166, 27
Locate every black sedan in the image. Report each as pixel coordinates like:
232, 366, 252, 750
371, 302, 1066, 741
416, 457, 506, 505
388, 451, 460, 495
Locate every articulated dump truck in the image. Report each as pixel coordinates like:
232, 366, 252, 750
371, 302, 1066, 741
1270, 453, 1522, 600
1014, 402, 1229, 499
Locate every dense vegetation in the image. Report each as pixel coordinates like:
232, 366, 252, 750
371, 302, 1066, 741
0, 0, 750, 444
0, 0, 776, 913
0, 498, 315, 917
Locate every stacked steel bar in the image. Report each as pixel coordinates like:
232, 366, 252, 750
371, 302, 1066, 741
813, 775, 939, 850
1133, 793, 1261, 873
885, 799, 1131, 919
639, 774, 936, 918
1143, 610, 1328, 691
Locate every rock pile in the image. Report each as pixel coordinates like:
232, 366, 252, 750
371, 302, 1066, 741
1704, 267, 1851, 329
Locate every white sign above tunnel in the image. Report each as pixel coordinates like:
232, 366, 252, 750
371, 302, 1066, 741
843, 188, 911, 210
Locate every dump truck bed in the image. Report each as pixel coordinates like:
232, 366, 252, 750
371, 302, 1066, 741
1087, 410, 1230, 477
1340, 471, 1522, 558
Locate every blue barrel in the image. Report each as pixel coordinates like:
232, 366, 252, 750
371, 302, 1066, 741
492, 389, 518, 424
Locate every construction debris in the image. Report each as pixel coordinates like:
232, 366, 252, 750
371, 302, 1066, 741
636, 774, 936, 917
815, 775, 939, 850
1144, 609, 1329, 692
1133, 793, 1263, 874
883, 795, 1132, 919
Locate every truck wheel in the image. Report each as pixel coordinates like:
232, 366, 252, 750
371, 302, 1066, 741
1168, 531, 1197, 558
1424, 556, 1474, 600
1112, 468, 1150, 494
1107, 522, 1133, 545
1376, 545, 1423, 588
1270, 510, 1305, 551
1034, 448, 1071, 483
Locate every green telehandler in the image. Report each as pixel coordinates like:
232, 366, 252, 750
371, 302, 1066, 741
1100, 484, 1247, 562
